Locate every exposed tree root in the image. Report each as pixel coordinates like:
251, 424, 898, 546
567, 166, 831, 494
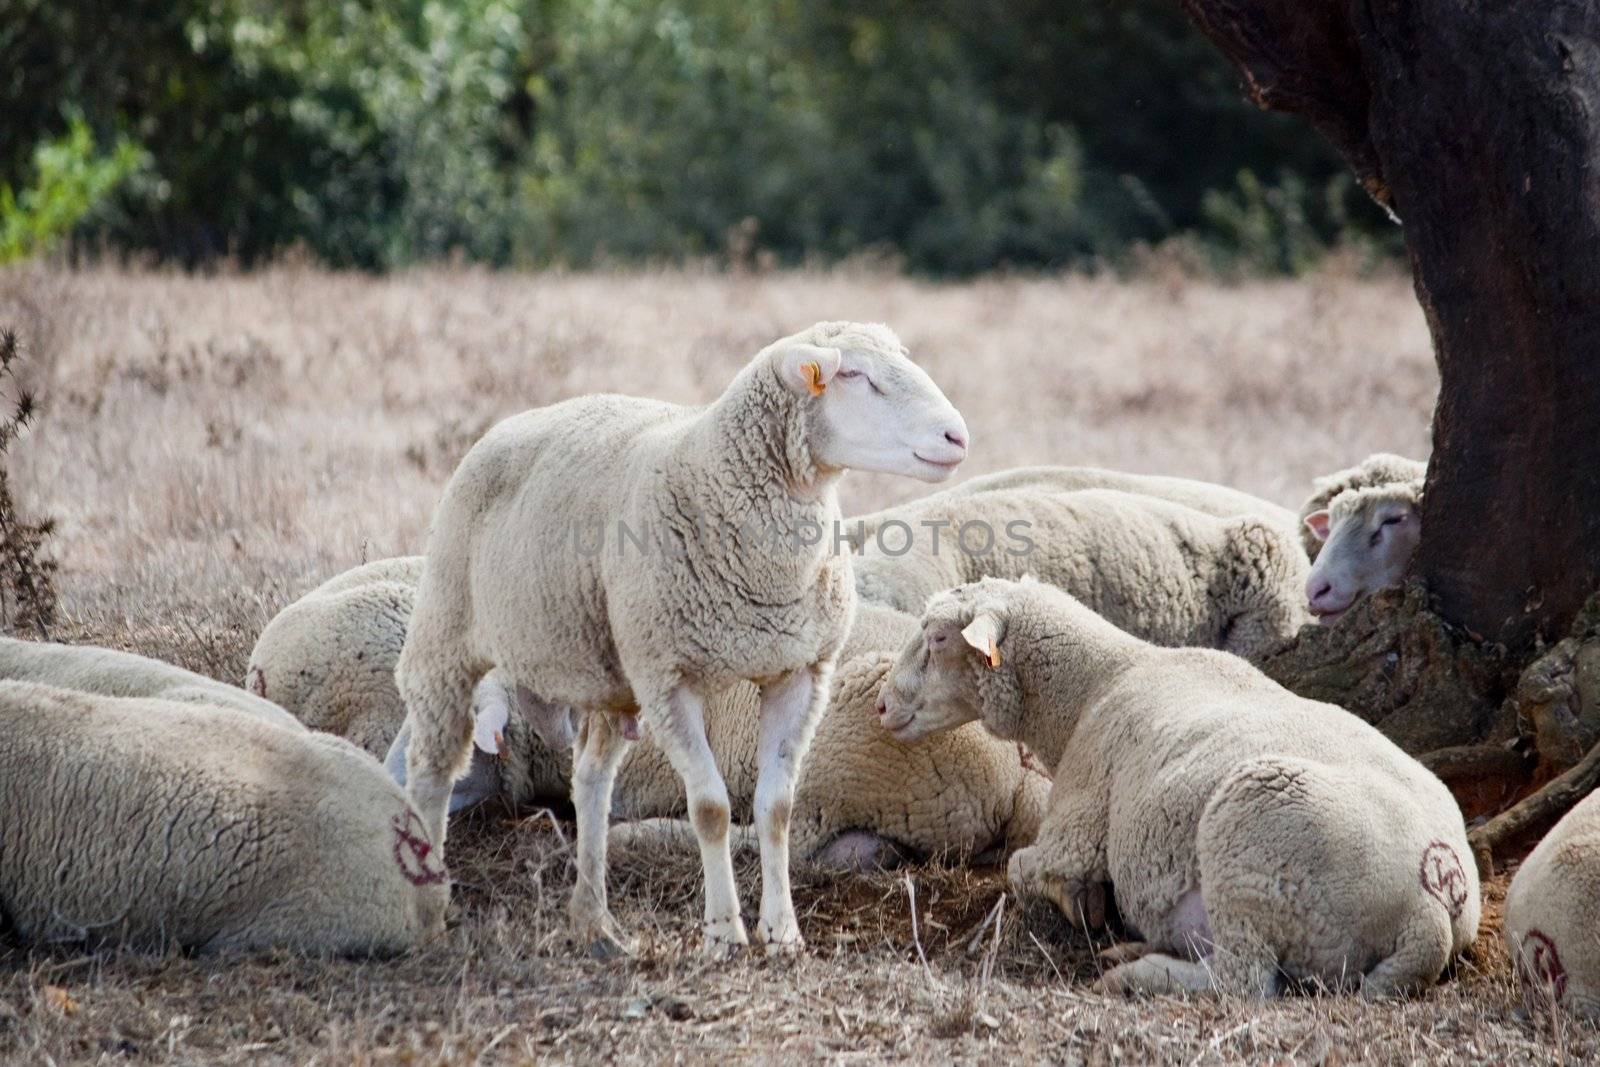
1260, 582, 1512, 754
1469, 737, 1600, 874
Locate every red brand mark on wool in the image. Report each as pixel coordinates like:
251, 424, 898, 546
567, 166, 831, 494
392, 812, 447, 886
1518, 929, 1568, 1006
1418, 840, 1468, 918
1017, 742, 1046, 776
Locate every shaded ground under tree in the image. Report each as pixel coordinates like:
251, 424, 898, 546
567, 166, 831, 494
1179, 0, 1600, 866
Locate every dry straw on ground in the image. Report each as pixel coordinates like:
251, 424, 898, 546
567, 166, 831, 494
0, 262, 1589, 1063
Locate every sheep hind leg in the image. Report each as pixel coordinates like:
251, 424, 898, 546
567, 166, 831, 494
649, 684, 748, 959
567, 712, 637, 958
754, 666, 827, 955
394, 656, 479, 849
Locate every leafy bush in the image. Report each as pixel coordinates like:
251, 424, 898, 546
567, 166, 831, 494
0, 0, 1400, 274
0, 119, 143, 264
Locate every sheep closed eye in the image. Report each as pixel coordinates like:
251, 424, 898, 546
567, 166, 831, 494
837, 369, 885, 395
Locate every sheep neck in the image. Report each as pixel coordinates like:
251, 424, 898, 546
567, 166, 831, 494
1001, 605, 1144, 769
672, 360, 842, 567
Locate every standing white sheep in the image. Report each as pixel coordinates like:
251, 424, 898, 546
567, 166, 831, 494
1504, 789, 1600, 1018
878, 577, 1479, 998
0, 635, 301, 730
396, 321, 967, 957
0, 681, 447, 955
853, 487, 1311, 661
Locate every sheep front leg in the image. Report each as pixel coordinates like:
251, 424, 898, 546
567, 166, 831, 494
754, 665, 827, 954
648, 684, 749, 958
1007, 784, 1111, 936
568, 712, 636, 958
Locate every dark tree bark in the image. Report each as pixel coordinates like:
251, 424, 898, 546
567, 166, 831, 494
1178, 0, 1600, 655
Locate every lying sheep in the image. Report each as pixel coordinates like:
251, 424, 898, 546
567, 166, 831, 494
396, 321, 967, 957
247, 557, 577, 762
1298, 453, 1426, 559
1303, 480, 1424, 624
878, 577, 1479, 999
0, 681, 448, 955
853, 487, 1311, 662
848, 465, 1300, 550
0, 635, 300, 731
1504, 790, 1600, 1018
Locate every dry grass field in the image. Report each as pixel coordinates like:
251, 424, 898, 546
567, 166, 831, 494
0, 261, 1591, 1064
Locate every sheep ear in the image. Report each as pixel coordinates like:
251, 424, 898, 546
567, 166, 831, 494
778, 344, 841, 398
1304, 510, 1331, 543
961, 613, 1003, 668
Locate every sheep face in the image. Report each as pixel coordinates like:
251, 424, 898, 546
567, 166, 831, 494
877, 590, 999, 742
776, 322, 969, 483
1303, 485, 1421, 624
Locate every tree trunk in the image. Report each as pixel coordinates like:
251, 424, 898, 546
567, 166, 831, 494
1177, 0, 1600, 655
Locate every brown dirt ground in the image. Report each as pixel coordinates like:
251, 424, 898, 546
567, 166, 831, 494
1, 262, 1593, 1064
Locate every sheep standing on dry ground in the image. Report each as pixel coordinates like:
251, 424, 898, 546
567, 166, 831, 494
1504, 790, 1600, 1018
0, 681, 448, 955
853, 487, 1311, 661
396, 321, 967, 957
878, 577, 1479, 998
0, 635, 301, 730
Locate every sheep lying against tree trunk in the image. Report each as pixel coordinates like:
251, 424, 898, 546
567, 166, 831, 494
878, 577, 1479, 999
0, 681, 448, 955
848, 464, 1300, 551
852, 487, 1310, 662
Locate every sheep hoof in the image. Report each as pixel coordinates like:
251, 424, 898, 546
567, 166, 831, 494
1097, 941, 1155, 966
759, 929, 805, 958
570, 915, 637, 959
1091, 969, 1128, 996
585, 930, 638, 960
701, 914, 750, 961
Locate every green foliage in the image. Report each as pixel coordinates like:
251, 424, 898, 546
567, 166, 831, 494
0, 0, 1402, 274
1197, 170, 1404, 277
0, 119, 144, 264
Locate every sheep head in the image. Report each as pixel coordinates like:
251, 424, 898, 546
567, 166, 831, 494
770, 321, 969, 483
1304, 482, 1422, 624
877, 582, 1011, 743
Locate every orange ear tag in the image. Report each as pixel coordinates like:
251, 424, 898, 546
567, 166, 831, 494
802, 361, 826, 396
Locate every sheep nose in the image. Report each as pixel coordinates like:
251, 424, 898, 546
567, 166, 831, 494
944, 427, 968, 451
1306, 578, 1335, 609
875, 695, 888, 717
